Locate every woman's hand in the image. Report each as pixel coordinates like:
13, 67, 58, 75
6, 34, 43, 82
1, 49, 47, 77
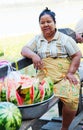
65, 51, 82, 85
21, 46, 44, 70
32, 54, 43, 70
66, 72, 78, 85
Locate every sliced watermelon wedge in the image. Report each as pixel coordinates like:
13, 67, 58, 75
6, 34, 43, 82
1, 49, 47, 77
39, 83, 45, 101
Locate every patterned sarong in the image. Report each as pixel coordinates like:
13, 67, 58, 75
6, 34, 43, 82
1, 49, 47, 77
37, 57, 80, 110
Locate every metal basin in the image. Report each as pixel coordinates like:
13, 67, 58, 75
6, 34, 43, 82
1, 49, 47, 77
18, 95, 54, 120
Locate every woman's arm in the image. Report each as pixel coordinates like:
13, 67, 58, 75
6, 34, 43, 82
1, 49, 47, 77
68, 51, 82, 74
21, 46, 43, 69
66, 51, 82, 85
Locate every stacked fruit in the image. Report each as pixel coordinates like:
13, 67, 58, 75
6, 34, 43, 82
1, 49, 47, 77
0, 75, 54, 106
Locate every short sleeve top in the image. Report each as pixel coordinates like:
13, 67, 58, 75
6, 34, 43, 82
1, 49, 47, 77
25, 30, 80, 58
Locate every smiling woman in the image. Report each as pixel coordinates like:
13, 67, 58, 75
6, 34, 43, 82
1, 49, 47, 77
39, 9, 56, 43
21, 7, 82, 130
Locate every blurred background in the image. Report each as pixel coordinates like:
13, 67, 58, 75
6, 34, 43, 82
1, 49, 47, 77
0, 0, 83, 62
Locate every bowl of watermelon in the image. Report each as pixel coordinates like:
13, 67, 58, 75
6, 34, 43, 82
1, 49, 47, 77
0, 74, 54, 120
17, 76, 54, 120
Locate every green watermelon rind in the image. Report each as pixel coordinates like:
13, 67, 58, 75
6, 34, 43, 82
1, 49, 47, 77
0, 102, 22, 130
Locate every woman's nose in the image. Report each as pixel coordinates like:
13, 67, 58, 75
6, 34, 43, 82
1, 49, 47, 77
44, 22, 48, 26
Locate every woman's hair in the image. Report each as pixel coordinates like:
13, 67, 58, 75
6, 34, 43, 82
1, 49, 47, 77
39, 7, 56, 23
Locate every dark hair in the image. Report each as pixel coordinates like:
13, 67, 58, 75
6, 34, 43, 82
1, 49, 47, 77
39, 7, 56, 23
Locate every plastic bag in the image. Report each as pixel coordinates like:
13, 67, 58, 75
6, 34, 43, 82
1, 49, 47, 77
0, 60, 23, 105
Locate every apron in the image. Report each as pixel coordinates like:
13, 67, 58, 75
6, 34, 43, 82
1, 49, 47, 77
37, 57, 80, 110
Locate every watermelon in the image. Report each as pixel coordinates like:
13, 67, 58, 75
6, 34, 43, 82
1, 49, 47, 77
0, 102, 22, 130
38, 81, 45, 101
0, 87, 6, 101
0, 75, 54, 106
0, 81, 6, 101
41, 77, 54, 100
19, 76, 54, 104
17, 75, 34, 105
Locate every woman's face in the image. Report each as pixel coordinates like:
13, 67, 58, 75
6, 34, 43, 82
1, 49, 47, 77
39, 14, 55, 37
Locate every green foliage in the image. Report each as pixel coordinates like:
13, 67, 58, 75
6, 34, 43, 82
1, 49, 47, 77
0, 33, 34, 62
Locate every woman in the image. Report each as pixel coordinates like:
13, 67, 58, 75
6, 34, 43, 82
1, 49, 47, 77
21, 8, 82, 130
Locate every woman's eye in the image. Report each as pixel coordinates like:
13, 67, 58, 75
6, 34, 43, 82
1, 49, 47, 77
40, 21, 51, 25
40, 22, 44, 24
47, 20, 52, 23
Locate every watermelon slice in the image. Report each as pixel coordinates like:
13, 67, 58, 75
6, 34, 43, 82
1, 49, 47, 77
39, 82, 45, 101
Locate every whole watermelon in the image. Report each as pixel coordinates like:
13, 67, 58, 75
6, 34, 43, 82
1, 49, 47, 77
0, 102, 22, 130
